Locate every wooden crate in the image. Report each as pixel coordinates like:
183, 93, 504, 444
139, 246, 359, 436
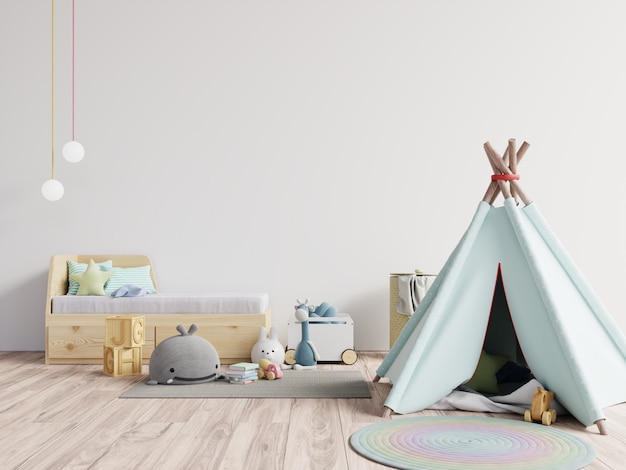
103, 346, 142, 376
105, 315, 145, 348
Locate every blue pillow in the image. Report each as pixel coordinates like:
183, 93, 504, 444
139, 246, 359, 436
102, 265, 156, 295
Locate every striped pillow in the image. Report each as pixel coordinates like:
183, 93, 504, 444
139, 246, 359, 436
102, 265, 156, 295
67, 259, 113, 295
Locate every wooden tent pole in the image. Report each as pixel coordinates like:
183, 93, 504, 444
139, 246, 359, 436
511, 141, 531, 204
497, 140, 530, 205
510, 180, 532, 205
508, 139, 518, 203
484, 143, 512, 199
483, 147, 509, 203
517, 141, 531, 160
482, 181, 499, 203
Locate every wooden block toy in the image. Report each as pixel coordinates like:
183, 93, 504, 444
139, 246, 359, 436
105, 315, 145, 348
103, 346, 143, 376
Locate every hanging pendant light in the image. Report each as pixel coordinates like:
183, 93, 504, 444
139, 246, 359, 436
42, 0, 64, 201
62, 0, 84, 163
42, 179, 64, 201
62, 140, 84, 163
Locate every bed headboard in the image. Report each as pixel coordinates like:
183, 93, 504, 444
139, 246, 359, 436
45, 254, 158, 314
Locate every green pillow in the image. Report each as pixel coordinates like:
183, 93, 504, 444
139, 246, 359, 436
102, 265, 156, 295
69, 259, 113, 296
465, 350, 509, 394
67, 259, 112, 295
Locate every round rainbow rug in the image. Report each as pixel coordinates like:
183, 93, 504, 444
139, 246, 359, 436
350, 416, 595, 470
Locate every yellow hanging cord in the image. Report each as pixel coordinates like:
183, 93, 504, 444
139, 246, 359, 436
51, 0, 55, 179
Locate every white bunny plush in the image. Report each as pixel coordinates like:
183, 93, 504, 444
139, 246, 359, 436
250, 326, 285, 365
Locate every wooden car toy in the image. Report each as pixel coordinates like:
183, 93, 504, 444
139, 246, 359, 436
257, 358, 283, 380
524, 387, 557, 426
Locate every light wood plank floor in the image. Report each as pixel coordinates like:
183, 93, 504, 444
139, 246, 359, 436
1, 351, 625, 469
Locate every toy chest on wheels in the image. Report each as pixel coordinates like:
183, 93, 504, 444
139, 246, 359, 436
287, 313, 357, 364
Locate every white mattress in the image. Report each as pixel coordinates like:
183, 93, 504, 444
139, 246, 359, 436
51, 293, 270, 314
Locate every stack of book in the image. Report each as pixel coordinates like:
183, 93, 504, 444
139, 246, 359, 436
225, 362, 259, 384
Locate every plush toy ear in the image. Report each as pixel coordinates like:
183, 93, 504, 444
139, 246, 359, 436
269, 327, 277, 340
188, 324, 198, 335
258, 327, 267, 341
176, 324, 187, 335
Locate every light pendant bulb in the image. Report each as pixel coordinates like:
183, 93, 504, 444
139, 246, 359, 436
62, 140, 84, 163
42, 179, 64, 201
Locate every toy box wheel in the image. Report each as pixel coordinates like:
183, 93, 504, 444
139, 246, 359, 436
341, 349, 358, 365
524, 409, 532, 423
284, 349, 296, 365
541, 410, 553, 426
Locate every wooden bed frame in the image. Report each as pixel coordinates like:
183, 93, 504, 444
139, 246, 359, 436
45, 255, 271, 365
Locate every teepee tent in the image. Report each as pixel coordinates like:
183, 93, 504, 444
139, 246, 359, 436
375, 140, 626, 434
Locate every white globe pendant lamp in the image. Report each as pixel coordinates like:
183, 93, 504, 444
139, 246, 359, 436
42, 179, 65, 201
62, 140, 84, 162
62, 0, 84, 163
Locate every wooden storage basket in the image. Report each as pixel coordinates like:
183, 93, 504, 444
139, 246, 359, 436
389, 272, 436, 348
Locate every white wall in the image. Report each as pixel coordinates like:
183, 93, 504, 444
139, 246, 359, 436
1, 0, 625, 352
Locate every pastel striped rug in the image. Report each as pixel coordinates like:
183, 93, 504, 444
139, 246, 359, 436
350, 416, 595, 470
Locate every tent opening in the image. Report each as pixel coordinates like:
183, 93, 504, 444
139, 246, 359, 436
464, 265, 533, 395
483, 264, 527, 367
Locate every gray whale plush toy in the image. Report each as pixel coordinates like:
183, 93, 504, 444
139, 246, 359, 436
147, 324, 220, 385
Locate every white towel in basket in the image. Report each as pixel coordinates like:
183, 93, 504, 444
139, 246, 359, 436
397, 274, 435, 315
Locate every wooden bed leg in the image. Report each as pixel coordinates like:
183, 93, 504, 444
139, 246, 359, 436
382, 406, 392, 418
595, 419, 608, 435
373, 374, 381, 383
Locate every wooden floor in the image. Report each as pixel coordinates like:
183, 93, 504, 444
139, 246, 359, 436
1, 351, 625, 469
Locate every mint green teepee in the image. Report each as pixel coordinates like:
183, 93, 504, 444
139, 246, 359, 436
375, 140, 626, 434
